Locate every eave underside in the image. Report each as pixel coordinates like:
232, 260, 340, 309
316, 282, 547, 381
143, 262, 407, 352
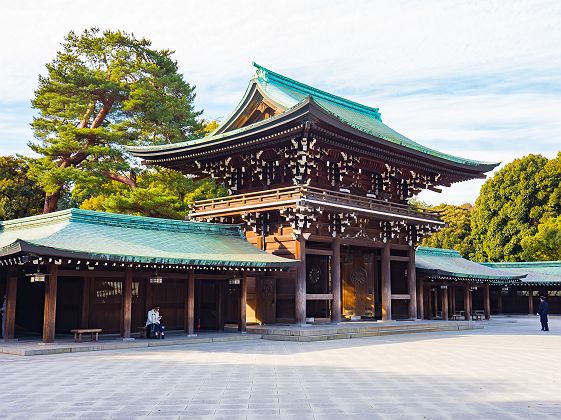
137, 103, 492, 185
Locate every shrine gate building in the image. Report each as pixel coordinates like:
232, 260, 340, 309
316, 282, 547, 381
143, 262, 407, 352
129, 63, 498, 324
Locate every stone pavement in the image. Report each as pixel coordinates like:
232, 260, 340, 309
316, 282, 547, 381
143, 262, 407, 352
0, 316, 560, 419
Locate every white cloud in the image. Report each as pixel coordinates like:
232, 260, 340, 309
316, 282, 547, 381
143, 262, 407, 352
1, 0, 560, 203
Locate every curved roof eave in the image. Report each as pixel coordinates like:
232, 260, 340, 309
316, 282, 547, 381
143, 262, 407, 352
129, 98, 497, 174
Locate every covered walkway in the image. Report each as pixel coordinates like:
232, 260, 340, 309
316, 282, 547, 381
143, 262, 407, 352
0, 209, 296, 343
415, 247, 525, 320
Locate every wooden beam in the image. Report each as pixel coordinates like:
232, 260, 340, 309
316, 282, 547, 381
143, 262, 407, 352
81, 277, 91, 329
306, 235, 335, 243
390, 256, 410, 262
407, 246, 417, 319
340, 238, 384, 248
238, 272, 247, 332
295, 237, 307, 325
306, 249, 333, 256
381, 242, 391, 321
186, 269, 195, 335
43, 264, 58, 343
306, 293, 334, 300
4, 271, 17, 340
121, 269, 133, 339
441, 287, 449, 320
484, 283, 491, 320
331, 238, 341, 323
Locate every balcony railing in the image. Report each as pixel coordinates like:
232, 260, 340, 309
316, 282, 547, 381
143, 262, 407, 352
190, 185, 443, 224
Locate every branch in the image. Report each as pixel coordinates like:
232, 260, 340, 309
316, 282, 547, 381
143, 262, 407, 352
103, 171, 137, 188
90, 98, 115, 129
79, 101, 96, 129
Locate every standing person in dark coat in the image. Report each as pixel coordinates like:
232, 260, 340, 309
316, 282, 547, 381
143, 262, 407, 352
537, 296, 549, 331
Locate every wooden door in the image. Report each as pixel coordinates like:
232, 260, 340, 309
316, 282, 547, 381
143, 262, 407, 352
256, 276, 276, 324
341, 250, 375, 318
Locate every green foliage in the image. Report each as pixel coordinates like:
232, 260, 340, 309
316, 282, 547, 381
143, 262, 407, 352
420, 153, 561, 262
421, 204, 474, 257
469, 154, 549, 262
29, 28, 203, 212
202, 119, 220, 134
0, 156, 44, 220
521, 216, 561, 261
79, 168, 227, 219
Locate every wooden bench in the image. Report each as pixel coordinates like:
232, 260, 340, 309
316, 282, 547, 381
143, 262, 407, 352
71, 328, 102, 343
138, 326, 149, 338
451, 311, 465, 320
472, 310, 485, 321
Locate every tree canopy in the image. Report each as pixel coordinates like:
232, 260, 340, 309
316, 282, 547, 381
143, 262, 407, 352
421, 203, 474, 257
0, 156, 44, 220
29, 28, 203, 213
421, 153, 561, 262
78, 168, 227, 219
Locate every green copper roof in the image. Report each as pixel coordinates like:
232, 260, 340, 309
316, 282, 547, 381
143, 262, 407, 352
251, 63, 495, 168
415, 247, 525, 282
482, 261, 561, 286
128, 63, 498, 171
0, 209, 296, 269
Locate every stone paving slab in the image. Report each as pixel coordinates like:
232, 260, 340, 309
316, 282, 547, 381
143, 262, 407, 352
1, 316, 559, 419
0, 332, 261, 356
1, 320, 482, 355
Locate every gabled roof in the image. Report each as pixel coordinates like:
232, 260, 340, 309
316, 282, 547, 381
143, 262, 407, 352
0, 209, 296, 269
128, 63, 498, 173
482, 261, 561, 286
416, 247, 526, 282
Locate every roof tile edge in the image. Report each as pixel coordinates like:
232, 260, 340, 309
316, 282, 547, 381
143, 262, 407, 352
416, 246, 462, 257
1, 208, 243, 237
252, 62, 382, 120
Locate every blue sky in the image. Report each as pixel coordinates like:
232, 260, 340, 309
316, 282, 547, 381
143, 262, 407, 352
1, 0, 560, 205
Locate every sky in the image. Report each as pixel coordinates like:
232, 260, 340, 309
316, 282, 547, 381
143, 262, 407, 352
1, 0, 560, 205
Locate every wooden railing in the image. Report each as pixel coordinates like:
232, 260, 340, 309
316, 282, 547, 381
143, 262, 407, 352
191, 185, 441, 222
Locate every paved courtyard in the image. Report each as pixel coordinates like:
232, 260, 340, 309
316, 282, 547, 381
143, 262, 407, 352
1, 316, 560, 419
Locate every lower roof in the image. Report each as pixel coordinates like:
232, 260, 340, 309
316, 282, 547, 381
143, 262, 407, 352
416, 247, 526, 282
482, 261, 561, 286
0, 209, 297, 269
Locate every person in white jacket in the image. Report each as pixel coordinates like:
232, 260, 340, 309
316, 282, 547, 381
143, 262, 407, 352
146, 305, 165, 339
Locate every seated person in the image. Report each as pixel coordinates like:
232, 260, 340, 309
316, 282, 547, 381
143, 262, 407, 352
146, 305, 165, 339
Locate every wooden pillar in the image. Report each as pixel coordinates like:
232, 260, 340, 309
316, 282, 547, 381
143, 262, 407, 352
464, 283, 471, 321
81, 277, 91, 329
407, 246, 417, 319
416, 275, 424, 320
426, 284, 432, 319
238, 272, 247, 332
483, 284, 491, 319
295, 237, 307, 325
121, 268, 133, 339
185, 269, 195, 335
331, 238, 341, 323
381, 243, 392, 321
216, 280, 224, 331
451, 287, 457, 315
433, 288, 438, 317
4, 271, 18, 340
497, 291, 503, 314
528, 286, 534, 315
441, 286, 449, 320
42, 264, 58, 343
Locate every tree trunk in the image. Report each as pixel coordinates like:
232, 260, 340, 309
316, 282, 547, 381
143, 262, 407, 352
43, 190, 61, 213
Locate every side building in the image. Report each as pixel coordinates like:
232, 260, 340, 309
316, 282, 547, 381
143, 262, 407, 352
0, 209, 296, 342
129, 63, 498, 324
